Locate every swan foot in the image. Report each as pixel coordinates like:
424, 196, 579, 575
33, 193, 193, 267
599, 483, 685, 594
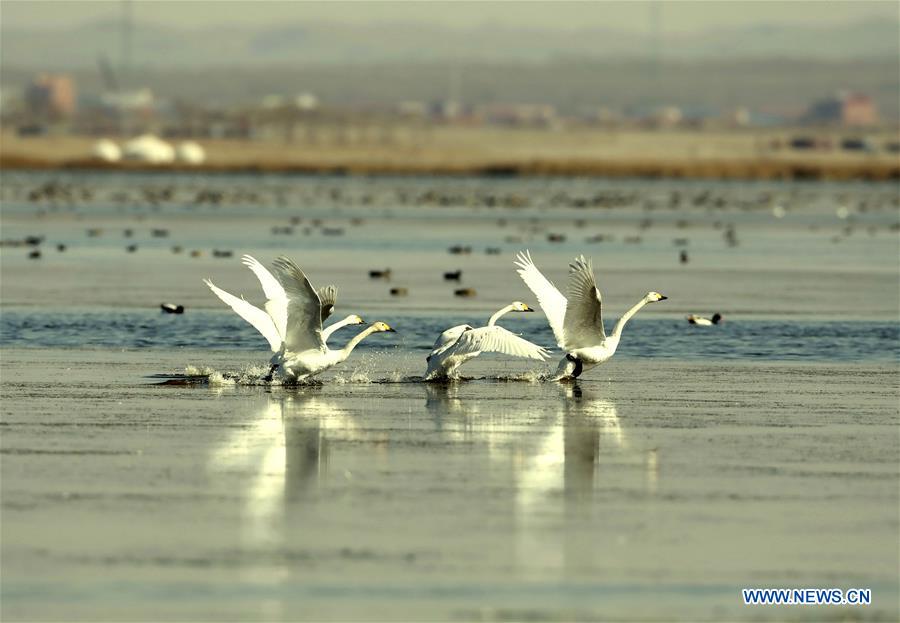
552, 354, 583, 381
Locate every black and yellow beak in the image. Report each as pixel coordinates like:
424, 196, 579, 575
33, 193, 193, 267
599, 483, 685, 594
524, 305, 535, 312
658, 295, 668, 301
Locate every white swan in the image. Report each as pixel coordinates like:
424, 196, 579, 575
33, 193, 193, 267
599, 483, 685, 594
687, 313, 722, 326
424, 301, 550, 380
514, 251, 666, 380
204, 255, 391, 380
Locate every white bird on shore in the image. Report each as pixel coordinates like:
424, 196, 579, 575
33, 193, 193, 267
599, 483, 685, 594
687, 313, 722, 326
204, 255, 388, 381
514, 251, 667, 380
424, 301, 550, 380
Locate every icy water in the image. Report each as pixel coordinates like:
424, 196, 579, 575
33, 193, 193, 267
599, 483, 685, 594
1, 172, 899, 621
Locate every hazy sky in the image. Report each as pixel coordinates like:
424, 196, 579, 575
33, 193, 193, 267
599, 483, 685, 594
2, 0, 896, 32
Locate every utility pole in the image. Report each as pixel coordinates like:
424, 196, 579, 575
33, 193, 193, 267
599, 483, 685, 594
121, 0, 133, 89
649, 2, 664, 113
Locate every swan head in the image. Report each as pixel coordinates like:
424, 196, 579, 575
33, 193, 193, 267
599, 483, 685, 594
511, 301, 535, 312
647, 291, 668, 302
372, 321, 397, 333
348, 314, 365, 325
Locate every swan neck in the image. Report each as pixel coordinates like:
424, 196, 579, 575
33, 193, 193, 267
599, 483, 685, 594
340, 325, 379, 357
612, 298, 649, 339
488, 304, 515, 326
322, 317, 352, 340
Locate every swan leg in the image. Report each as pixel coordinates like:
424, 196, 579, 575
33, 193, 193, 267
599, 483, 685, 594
569, 355, 584, 379
263, 363, 278, 382
552, 354, 583, 382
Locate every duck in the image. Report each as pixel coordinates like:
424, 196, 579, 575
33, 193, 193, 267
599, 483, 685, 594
687, 313, 722, 326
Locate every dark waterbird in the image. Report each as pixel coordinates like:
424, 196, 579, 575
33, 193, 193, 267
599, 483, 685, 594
687, 313, 722, 326
161, 303, 185, 314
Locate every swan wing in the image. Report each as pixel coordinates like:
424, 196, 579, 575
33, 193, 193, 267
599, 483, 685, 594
241, 254, 288, 341
316, 285, 337, 321
514, 250, 567, 348
429, 324, 473, 358
562, 255, 606, 349
443, 325, 550, 361
270, 256, 326, 353
203, 279, 282, 352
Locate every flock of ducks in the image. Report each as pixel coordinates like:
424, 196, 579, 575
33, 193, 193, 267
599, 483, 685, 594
205, 251, 669, 382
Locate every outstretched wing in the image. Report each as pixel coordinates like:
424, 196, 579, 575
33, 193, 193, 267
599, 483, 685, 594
316, 285, 337, 322
203, 279, 282, 352
241, 254, 288, 342
270, 256, 326, 353
514, 250, 568, 348
442, 325, 550, 361
562, 255, 606, 349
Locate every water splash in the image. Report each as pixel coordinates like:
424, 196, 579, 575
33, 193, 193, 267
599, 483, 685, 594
332, 369, 372, 384
207, 371, 235, 387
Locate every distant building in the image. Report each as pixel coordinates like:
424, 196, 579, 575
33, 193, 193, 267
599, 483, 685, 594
397, 101, 427, 117
477, 103, 557, 127
430, 99, 462, 120
91, 139, 122, 162
805, 92, 879, 126
294, 93, 319, 111
728, 107, 751, 127
25, 74, 76, 119
123, 134, 175, 164
100, 88, 155, 113
653, 106, 683, 128
176, 141, 206, 164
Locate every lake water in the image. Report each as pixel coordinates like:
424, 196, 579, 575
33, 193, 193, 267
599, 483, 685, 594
1, 171, 898, 621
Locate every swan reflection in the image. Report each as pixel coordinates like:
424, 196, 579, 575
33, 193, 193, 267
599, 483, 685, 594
204, 383, 660, 590
512, 383, 661, 574
209, 391, 361, 551
423, 383, 526, 458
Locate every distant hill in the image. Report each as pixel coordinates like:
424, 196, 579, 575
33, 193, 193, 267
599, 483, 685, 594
1, 17, 897, 69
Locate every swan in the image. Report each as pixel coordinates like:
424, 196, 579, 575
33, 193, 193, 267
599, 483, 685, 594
424, 301, 550, 380
514, 251, 666, 380
687, 313, 721, 326
204, 255, 387, 380
205, 254, 361, 356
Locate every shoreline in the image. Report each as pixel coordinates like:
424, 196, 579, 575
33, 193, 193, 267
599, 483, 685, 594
2, 153, 898, 181
3, 128, 898, 181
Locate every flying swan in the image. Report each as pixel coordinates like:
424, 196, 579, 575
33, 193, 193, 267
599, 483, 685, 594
204, 255, 393, 380
425, 301, 550, 380
514, 251, 667, 380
